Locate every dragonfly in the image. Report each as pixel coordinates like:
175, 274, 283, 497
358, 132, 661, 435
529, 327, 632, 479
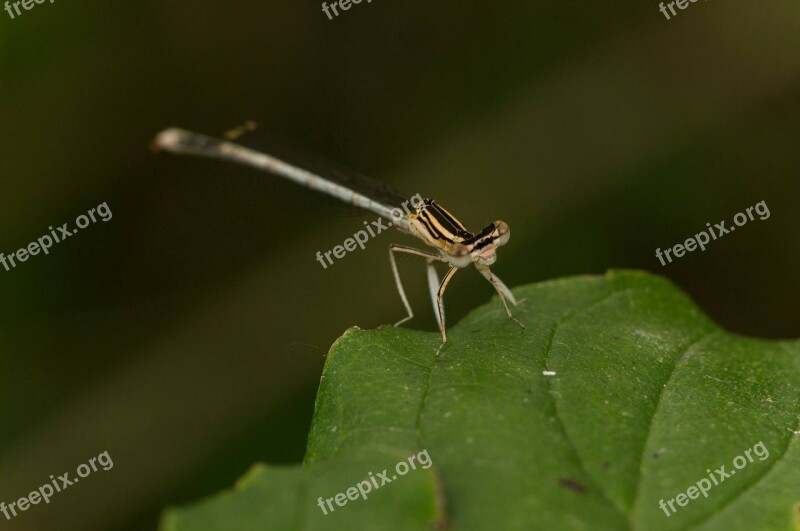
152, 128, 524, 351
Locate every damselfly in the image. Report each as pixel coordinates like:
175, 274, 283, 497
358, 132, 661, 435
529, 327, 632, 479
152, 128, 524, 350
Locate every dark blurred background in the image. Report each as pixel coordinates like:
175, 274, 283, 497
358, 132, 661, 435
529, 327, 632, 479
0, 1, 798, 529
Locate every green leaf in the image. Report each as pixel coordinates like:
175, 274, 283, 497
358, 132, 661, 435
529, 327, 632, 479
160, 270, 800, 531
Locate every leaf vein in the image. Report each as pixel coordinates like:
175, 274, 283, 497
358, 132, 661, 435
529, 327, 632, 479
543, 287, 632, 520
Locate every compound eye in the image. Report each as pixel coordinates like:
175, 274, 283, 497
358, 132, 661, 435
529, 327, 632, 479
447, 243, 472, 268
494, 220, 510, 246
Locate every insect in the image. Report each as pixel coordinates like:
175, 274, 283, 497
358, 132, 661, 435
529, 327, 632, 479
152, 128, 524, 351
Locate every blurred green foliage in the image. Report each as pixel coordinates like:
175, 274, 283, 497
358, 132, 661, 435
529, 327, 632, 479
163, 272, 800, 530
0, 1, 798, 529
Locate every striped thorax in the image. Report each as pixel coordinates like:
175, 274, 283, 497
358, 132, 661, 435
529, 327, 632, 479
408, 199, 511, 268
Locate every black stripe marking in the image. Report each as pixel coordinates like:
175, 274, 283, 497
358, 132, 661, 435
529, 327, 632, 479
428, 201, 468, 234
462, 224, 496, 247
419, 212, 453, 243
